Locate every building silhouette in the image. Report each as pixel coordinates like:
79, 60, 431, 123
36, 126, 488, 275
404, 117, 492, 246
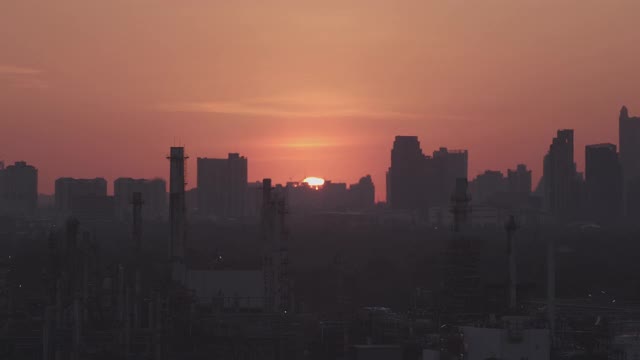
431, 147, 469, 207
283, 175, 374, 213
619, 106, 640, 216
114, 178, 167, 221
585, 143, 622, 223
619, 106, 640, 183
508, 164, 532, 196
387, 136, 468, 211
543, 130, 582, 221
349, 175, 375, 209
0, 161, 38, 216
470, 170, 507, 204
197, 153, 247, 218
168, 146, 187, 283
387, 136, 426, 210
54, 177, 108, 218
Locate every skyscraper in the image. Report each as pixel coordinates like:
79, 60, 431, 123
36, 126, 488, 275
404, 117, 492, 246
507, 164, 532, 196
387, 137, 469, 211
585, 143, 622, 223
543, 130, 581, 221
470, 170, 506, 204
431, 147, 469, 207
197, 153, 248, 218
0, 161, 38, 216
619, 106, 640, 215
348, 175, 375, 209
619, 106, 640, 181
55, 177, 108, 214
387, 136, 426, 210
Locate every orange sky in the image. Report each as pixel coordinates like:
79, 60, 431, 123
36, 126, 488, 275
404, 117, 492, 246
2, 0, 640, 201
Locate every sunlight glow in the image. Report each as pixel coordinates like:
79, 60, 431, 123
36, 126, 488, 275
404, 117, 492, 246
303, 177, 325, 187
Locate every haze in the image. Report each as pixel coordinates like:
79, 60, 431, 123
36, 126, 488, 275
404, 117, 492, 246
2, 0, 640, 200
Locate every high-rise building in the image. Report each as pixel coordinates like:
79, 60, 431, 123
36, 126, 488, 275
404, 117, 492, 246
619, 106, 640, 215
619, 106, 640, 183
0, 161, 38, 216
349, 175, 375, 209
507, 164, 532, 196
114, 178, 167, 220
543, 130, 582, 221
431, 147, 469, 207
55, 177, 108, 215
470, 170, 506, 204
387, 136, 426, 210
197, 153, 248, 218
387, 137, 469, 211
585, 143, 622, 223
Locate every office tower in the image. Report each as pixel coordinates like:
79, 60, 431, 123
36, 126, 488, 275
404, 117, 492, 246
114, 178, 167, 220
0, 161, 38, 216
197, 153, 248, 218
470, 170, 507, 204
387, 136, 426, 210
585, 144, 622, 223
543, 130, 581, 221
348, 175, 375, 209
619, 106, 640, 184
508, 164, 532, 195
55, 177, 108, 215
245, 181, 264, 218
168, 147, 187, 282
431, 147, 469, 207
619, 106, 640, 215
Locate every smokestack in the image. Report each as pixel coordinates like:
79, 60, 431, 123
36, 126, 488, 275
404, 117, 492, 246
505, 215, 518, 310
168, 147, 187, 283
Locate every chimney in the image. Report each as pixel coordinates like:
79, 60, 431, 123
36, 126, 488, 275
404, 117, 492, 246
167, 147, 187, 283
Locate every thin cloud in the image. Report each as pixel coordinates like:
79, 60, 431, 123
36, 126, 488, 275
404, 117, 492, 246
0, 65, 41, 75
0, 64, 47, 89
156, 93, 422, 120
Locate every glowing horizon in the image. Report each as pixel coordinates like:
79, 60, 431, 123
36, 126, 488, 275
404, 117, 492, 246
2, 1, 640, 202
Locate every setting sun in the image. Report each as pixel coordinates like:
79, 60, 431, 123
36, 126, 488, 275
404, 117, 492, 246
302, 177, 325, 187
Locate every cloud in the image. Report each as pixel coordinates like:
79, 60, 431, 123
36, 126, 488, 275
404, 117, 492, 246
0, 65, 41, 75
0, 64, 47, 89
156, 93, 421, 120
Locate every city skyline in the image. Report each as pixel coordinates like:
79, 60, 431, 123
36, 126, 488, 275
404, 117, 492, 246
3, 2, 640, 359
3, 1, 640, 201
0, 109, 633, 202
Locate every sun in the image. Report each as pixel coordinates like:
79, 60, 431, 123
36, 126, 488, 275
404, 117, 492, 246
303, 177, 325, 188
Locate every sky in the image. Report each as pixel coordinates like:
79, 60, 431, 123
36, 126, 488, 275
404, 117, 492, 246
2, 0, 640, 200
